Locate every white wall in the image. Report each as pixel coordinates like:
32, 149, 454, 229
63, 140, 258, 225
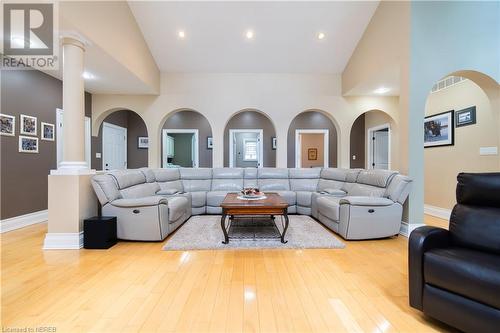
93, 73, 401, 169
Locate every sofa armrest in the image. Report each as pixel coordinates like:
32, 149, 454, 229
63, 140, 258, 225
408, 226, 450, 310
110, 196, 168, 208
339, 196, 394, 206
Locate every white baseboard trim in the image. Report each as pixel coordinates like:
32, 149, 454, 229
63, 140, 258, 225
0, 210, 48, 233
43, 231, 84, 250
399, 221, 426, 238
424, 204, 452, 221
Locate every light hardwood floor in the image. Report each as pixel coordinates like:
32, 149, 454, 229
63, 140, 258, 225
1, 215, 454, 332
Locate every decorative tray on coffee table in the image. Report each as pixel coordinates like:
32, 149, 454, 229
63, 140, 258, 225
237, 188, 267, 200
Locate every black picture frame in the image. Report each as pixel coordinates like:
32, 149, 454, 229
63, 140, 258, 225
424, 110, 454, 148
455, 106, 476, 128
271, 137, 277, 150
207, 136, 213, 149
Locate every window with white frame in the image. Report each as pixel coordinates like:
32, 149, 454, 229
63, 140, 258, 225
243, 139, 258, 161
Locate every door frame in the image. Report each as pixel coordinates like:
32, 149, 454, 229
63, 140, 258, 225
295, 129, 329, 168
367, 123, 391, 170
162, 129, 199, 168
56, 108, 92, 169
229, 129, 263, 168
102, 122, 127, 170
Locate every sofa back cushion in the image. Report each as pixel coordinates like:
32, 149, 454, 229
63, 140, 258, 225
243, 168, 258, 188
385, 174, 412, 204
109, 170, 146, 189
211, 168, 244, 191
318, 168, 359, 192
180, 168, 212, 192
450, 173, 500, 254
139, 168, 155, 183
289, 168, 320, 191
356, 170, 398, 188
257, 168, 290, 191
120, 183, 160, 199
91, 174, 121, 205
153, 168, 184, 193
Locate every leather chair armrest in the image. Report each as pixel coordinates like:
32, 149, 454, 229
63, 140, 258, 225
110, 196, 168, 208
339, 196, 394, 206
408, 226, 450, 310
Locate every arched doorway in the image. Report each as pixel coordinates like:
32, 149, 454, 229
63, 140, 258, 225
223, 109, 276, 167
287, 110, 338, 168
94, 109, 148, 170
349, 110, 397, 170
424, 71, 499, 214
160, 109, 213, 168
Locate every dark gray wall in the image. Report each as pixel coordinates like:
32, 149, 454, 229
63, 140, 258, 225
162, 110, 213, 168
287, 111, 338, 167
224, 110, 276, 167
350, 113, 365, 168
170, 133, 193, 167
1, 70, 91, 219
92, 110, 148, 170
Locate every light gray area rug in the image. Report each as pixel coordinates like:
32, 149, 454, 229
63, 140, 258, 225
163, 215, 345, 250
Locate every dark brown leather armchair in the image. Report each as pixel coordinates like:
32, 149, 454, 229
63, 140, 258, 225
409, 173, 500, 333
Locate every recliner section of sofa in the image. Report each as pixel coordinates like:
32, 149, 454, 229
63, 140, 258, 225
91, 167, 412, 241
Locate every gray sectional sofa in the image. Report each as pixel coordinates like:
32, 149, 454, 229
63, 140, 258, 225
91, 167, 412, 241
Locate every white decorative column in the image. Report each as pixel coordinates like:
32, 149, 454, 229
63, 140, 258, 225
44, 34, 96, 250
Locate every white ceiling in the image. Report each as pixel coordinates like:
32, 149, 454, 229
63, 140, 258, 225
129, 1, 379, 74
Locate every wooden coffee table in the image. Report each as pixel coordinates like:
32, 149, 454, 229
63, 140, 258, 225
220, 192, 289, 244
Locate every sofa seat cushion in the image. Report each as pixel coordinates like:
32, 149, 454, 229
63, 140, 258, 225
207, 191, 236, 207
424, 247, 500, 309
272, 191, 296, 206
316, 196, 341, 221
167, 196, 189, 222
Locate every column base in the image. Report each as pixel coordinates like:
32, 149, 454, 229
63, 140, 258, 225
399, 221, 426, 237
51, 161, 95, 175
43, 232, 83, 250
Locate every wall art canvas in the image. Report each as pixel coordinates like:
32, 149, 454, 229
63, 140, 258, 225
41, 122, 55, 141
455, 106, 476, 127
424, 110, 454, 148
19, 136, 39, 153
0, 114, 15, 136
20, 114, 37, 136
138, 136, 149, 149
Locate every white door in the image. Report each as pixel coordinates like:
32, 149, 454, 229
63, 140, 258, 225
229, 129, 263, 168
56, 109, 91, 168
102, 122, 127, 171
372, 130, 389, 170
191, 134, 197, 167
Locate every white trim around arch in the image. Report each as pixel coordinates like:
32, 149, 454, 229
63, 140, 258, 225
295, 129, 329, 168
366, 123, 391, 170
162, 129, 199, 168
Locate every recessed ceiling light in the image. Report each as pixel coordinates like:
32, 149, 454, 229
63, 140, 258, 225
82, 71, 95, 80
178, 30, 185, 39
318, 32, 325, 40
246, 30, 254, 39
374, 87, 390, 94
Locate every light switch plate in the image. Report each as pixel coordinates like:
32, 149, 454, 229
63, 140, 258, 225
96, 152, 102, 159
352, 155, 356, 160
479, 147, 498, 156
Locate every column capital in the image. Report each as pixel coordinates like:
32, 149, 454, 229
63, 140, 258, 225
60, 31, 90, 50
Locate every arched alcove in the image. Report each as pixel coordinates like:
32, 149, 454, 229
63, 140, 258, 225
223, 109, 276, 167
349, 109, 397, 169
93, 109, 148, 170
287, 110, 339, 168
160, 109, 213, 168
424, 70, 500, 211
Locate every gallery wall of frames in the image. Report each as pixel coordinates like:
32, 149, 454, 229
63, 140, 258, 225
0, 70, 92, 220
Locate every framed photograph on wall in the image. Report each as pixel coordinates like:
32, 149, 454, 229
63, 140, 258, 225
20, 114, 37, 136
272, 137, 277, 150
0, 114, 15, 136
424, 110, 454, 148
207, 136, 213, 149
19, 136, 39, 153
41, 122, 55, 141
308, 148, 318, 160
137, 136, 149, 149
455, 106, 476, 127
